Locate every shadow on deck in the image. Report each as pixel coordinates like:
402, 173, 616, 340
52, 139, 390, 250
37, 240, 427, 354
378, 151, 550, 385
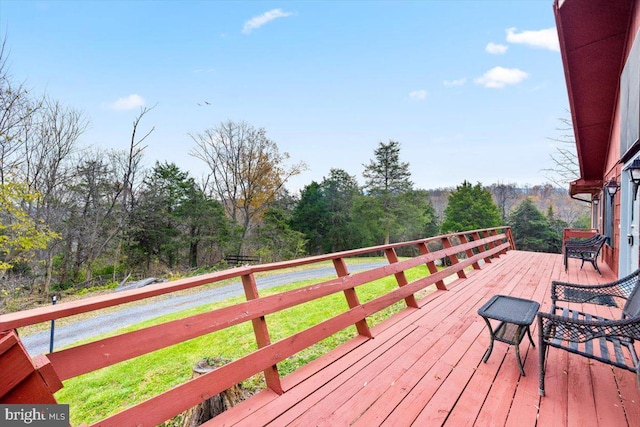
213, 251, 639, 427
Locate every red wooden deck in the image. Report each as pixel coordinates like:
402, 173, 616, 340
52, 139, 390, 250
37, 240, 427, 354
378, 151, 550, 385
211, 251, 640, 427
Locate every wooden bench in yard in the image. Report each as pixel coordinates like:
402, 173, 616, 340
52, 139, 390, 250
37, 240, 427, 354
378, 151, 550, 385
224, 255, 261, 266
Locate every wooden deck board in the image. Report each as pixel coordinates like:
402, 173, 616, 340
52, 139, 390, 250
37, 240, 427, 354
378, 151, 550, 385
567, 351, 599, 427
249, 325, 418, 426
294, 327, 433, 425
351, 323, 477, 426
591, 363, 629, 427
213, 251, 640, 426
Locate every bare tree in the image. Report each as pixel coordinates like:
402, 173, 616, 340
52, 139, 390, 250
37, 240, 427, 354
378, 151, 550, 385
190, 120, 307, 253
116, 105, 154, 213
68, 107, 152, 284
543, 115, 580, 187
427, 188, 451, 224
22, 98, 87, 293
489, 182, 519, 221
22, 98, 86, 191
0, 36, 152, 293
0, 37, 43, 184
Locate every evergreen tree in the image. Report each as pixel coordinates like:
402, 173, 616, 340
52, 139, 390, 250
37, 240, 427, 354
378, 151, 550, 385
290, 169, 367, 254
545, 205, 567, 254
572, 213, 591, 229
127, 162, 230, 271
393, 189, 440, 242
441, 181, 501, 233
254, 205, 306, 262
321, 169, 364, 252
181, 184, 232, 268
508, 198, 557, 253
290, 181, 329, 254
362, 140, 413, 244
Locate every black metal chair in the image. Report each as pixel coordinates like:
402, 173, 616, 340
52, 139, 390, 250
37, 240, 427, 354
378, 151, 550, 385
537, 268, 640, 396
563, 233, 602, 249
563, 234, 608, 274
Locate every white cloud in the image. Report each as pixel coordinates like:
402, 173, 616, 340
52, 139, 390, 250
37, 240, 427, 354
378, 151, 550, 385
474, 67, 529, 88
444, 78, 467, 87
242, 9, 293, 34
506, 27, 560, 52
486, 42, 508, 55
108, 94, 145, 110
409, 90, 427, 100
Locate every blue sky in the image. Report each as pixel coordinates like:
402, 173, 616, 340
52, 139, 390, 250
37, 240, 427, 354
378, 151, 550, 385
0, 0, 568, 193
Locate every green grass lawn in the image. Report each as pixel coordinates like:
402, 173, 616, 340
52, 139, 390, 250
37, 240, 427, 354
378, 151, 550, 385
55, 263, 434, 426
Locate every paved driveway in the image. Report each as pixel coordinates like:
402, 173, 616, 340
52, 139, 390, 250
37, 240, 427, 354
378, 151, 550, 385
21, 262, 386, 355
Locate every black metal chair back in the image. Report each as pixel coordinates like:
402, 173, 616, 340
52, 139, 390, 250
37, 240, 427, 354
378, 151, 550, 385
623, 275, 640, 319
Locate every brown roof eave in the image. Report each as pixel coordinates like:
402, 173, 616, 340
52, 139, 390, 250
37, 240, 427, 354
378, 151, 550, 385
554, 0, 633, 185
569, 178, 603, 197
553, 0, 584, 179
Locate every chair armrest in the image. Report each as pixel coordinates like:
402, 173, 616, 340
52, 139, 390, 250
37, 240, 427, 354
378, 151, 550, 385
538, 311, 640, 342
551, 280, 626, 307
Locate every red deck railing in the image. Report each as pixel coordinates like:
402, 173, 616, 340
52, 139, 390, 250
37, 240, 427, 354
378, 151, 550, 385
562, 227, 598, 244
0, 227, 514, 426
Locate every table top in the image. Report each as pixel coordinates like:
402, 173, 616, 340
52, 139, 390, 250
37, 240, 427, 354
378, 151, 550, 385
477, 294, 540, 325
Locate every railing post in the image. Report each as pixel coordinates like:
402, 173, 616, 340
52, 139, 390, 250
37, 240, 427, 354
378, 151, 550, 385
484, 230, 497, 252
442, 236, 466, 279
483, 229, 503, 259
384, 248, 419, 308
417, 242, 447, 290
241, 273, 283, 395
489, 229, 506, 256
333, 258, 372, 338
506, 227, 516, 251
472, 231, 492, 264
458, 234, 481, 270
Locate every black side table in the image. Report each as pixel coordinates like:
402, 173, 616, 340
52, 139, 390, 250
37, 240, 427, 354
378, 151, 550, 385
477, 294, 540, 376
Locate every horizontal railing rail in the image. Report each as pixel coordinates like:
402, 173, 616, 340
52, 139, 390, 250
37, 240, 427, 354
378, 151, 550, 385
562, 227, 598, 243
0, 226, 514, 426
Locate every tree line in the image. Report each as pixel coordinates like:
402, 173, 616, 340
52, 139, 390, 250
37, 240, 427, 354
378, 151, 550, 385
0, 42, 588, 306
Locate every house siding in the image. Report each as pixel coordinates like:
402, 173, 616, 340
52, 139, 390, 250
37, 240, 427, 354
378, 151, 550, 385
601, 0, 640, 276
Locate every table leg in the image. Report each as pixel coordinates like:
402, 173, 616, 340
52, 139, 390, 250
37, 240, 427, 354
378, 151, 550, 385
481, 317, 494, 363
525, 325, 535, 347
514, 325, 526, 376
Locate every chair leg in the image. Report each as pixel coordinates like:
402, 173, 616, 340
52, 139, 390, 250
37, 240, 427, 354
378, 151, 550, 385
538, 317, 546, 397
592, 259, 601, 275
